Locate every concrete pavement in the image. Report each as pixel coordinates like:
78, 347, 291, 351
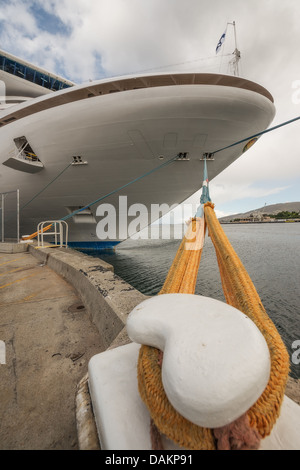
0, 249, 103, 449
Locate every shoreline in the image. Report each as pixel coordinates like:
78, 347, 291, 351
220, 220, 300, 224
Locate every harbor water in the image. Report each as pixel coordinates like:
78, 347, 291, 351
83, 222, 300, 379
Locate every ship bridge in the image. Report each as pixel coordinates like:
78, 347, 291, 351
0, 49, 75, 110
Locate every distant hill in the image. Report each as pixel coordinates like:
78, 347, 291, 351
218, 202, 300, 222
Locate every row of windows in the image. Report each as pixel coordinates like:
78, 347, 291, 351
0, 54, 73, 91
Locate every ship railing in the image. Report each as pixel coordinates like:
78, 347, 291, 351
37, 220, 68, 248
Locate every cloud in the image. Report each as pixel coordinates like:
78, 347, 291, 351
0, 1, 37, 36
0, 0, 258, 80
1, 0, 300, 88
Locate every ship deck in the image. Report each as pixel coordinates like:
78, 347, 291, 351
0, 72, 274, 126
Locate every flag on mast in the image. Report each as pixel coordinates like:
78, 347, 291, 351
216, 29, 226, 54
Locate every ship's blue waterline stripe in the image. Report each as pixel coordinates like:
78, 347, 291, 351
68, 240, 121, 251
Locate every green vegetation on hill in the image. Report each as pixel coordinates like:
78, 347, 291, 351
269, 211, 300, 219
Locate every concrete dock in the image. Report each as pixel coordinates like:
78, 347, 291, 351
0, 242, 145, 450
0, 242, 299, 450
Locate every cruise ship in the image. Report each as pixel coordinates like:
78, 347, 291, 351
0, 49, 276, 249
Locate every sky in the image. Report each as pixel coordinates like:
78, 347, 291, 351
0, 0, 299, 218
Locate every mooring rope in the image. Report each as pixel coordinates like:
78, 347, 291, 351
137, 155, 290, 450
21, 162, 73, 210
61, 154, 179, 222
21, 113, 300, 238
21, 154, 179, 239
210, 115, 300, 156
61, 114, 300, 222
203, 202, 290, 437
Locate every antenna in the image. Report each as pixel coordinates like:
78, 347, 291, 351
227, 21, 241, 76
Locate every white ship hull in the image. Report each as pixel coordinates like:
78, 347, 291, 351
0, 70, 275, 248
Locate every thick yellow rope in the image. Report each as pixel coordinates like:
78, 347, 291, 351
203, 202, 290, 437
159, 218, 205, 295
138, 217, 216, 450
137, 204, 290, 449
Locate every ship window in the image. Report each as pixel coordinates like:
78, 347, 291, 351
35, 71, 46, 87
50, 80, 60, 91
15, 63, 25, 77
4, 58, 16, 74
0, 53, 73, 92
25, 67, 35, 82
